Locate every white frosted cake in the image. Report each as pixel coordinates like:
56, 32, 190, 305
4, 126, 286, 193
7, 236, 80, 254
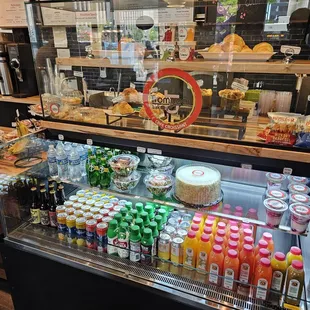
175, 165, 221, 205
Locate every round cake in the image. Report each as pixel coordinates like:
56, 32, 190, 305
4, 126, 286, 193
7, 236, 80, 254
175, 164, 221, 206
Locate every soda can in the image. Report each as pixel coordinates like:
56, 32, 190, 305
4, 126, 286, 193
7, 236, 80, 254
76, 190, 86, 197
90, 207, 100, 214
93, 214, 103, 223
110, 198, 119, 206
77, 197, 87, 205
113, 205, 122, 212
83, 212, 93, 220
69, 195, 78, 202
56, 206, 66, 214
94, 202, 104, 209
96, 222, 108, 252
176, 228, 188, 239
108, 211, 118, 218
86, 199, 95, 207
81, 205, 91, 213
92, 194, 102, 201
66, 215, 77, 244
170, 237, 183, 265
101, 216, 113, 224
170, 211, 182, 223
167, 218, 179, 228
66, 207, 75, 215
104, 203, 114, 211
164, 225, 176, 238
99, 209, 109, 217
74, 210, 84, 218
76, 217, 86, 246
64, 201, 73, 208
84, 192, 93, 198
179, 221, 191, 230
182, 213, 193, 222
57, 213, 67, 241
158, 233, 171, 260
118, 200, 127, 206
86, 219, 97, 249
72, 203, 83, 210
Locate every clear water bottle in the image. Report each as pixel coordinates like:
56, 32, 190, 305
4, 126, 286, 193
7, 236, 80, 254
47, 144, 58, 178
68, 145, 81, 182
76, 144, 87, 177
56, 142, 68, 181
64, 142, 72, 156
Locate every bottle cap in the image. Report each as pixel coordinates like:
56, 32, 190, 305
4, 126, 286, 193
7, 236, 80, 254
131, 209, 138, 218
230, 226, 239, 234
274, 252, 286, 261
190, 224, 199, 232
135, 218, 143, 226
228, 249, 238, 258
149, 221, 158, 231
228, 240, 238, 249
263, 232, 272, 241
194, 212, 203, 218
154, 215, 164, 230
258, 239, 268, 248
135, 202, 144, 212
244, 228, 253, 237
260, 258, 271, 267
244, 236, 254, 245
143, 228, 152, 239
114, 213, 122, 223
204, 220, 213, 227
109, 219, 118, 229
203, 226, 212, 235
223, 204, 231, 210
247, 208, 257, 216
259, 248, 270, 257
192, 217, 201, 224
290, 246, 302, 256
292, 260, 303, 270
207, 215, 216, 221
235, 206, 243, 213
234, 211, 243, 217
213, 245, 222, 254
130, 225, 140, 236
125, 215, 133, 223
229, 220, 238, 226
201, 233, 210, 242
230, 233, 240, 242
243, 244, 253, 252
214, 236, 224, 245
241, 223, 250, 229
187, 231, 196, 239
217, 222, 226, 230
217, 229, 226, 237
145, 205, 154, 215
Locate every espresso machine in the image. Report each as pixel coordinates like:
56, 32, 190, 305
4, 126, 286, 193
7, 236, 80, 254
0, 43, 13, 96
7, 43, 38, 98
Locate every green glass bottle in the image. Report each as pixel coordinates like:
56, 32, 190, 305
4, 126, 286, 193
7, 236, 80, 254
99, 157, 111, 189
140, 211, 150, 228
107, 219, 118, 255
141, 228, 154, 265
89, 156, 100, 187
129, 225, 141, 262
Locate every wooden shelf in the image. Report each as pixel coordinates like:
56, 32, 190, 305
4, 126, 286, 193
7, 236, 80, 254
0, 96, 40, 105
56, 57, 310, 74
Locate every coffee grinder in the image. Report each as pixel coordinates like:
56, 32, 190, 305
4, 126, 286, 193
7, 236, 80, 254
7, 43, 38, 98
0, 43, 13, 96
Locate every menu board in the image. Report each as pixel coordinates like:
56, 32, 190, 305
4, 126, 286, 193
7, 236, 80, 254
0, 0, 27, 27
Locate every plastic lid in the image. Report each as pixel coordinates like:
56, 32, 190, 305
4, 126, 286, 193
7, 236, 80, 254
192, 217, 201, 224
140, 211, 149, 222
288, 176, 308, 184
149, 221, 158, 232
292, 260, 303, 270
274, 252, 286, 261
217, 229, 226, 237
131, 209, 138, 217
243, 244, 253, 252
143, 228, 152, 238
258, 239, 268, 248
263, 232, 273, 241
212, 245, 222, 254
264, 198, 288, 212
229, 220, 238, 226
205, 220, 213, 228
218, 222, 226, 230
230, 226, 239, 234
259, 248, 270, 257
230, 233, 240, 242
109, 154, 140, 168
289, 184, 310, 194
135, 202, 144, 212
290, 194, 310, 204
228, 249, 238, 258
290, 203, 310, 218
130, 225, 140, 236
266, 172, 285, 182
214, 236, 224, 245
247, 208, 257, 216
125, 215, 133, 223
108, 219, 118, 229
228, 240, 238, 249
235, 206, 243, 212
195, 212, 203, 218
145, 205, 154, 215
187, 231, 196, 239
201, 233, 210, 242
204, 227, 212, 235
244, 228, 253, 237
208, 215, 216, 221
290, 246, 302, 256
244, 236, 254, 245
266, 189, 288, 200
144, 173, 174, 187
135, 218, 143, 226
191, 224, 200, 232
223, 204, 231, 210
114, 213, 122, 223
260, 258, 271, 267
120, 207, 128, 215
241, 223, 250, 229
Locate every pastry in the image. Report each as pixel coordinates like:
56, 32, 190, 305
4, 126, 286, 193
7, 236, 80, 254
201, 89, 212, 96
253, 42, 273, 53
208, 43, 223, 53
139, 106, 162, 119
219, 89, 245, 100
222, 42, 242, 53
122, 87, 139, 103
241, 45, 253, 53
223, 34, 245, 48
112, 101, 134, 115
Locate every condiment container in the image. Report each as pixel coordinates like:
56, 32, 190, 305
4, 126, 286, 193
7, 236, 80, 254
266, 173, 286, 190
289, 193, 310, 206
177, 41, 196, 61
289, 203, 310, 233
263, 198, 288, 228
266, 189, 288, 202
159, 23, 176, 42
287, 176, 308, 185
288, 184, 310, 195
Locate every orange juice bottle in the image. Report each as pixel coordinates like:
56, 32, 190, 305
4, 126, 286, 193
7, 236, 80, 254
226, 220, 238, 235
243, 236, 254, 247
270, 252, 287, 293
214, 235, 224, 247
190, 224, 201, 241
229, 233, 240, 246
255, 239, 268, 257
217, 221, 226, 232
183, 231, 198, 269
196, 233, 212, 273
203, 226, 214, 244
286, 246, 303, 266
207, 245, 224, 286
260, 232, 274, 256
239, 244, 254, 285
223, 249, 239, 291
216, 229, 227, 247
253, 258, 272, 300
239, 223, 250, 243
204, 219, 214, 234
226, 225, 239, 240
192, 216, 204, 232
224, 240, 238, 257
254, 248, 270, 272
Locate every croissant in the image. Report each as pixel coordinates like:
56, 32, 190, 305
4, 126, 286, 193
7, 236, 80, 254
253, 42, 273, 53
112, 101, 134, 115
223, 34, 245, 48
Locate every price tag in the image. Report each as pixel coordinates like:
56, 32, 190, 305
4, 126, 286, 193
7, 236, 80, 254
241, 164, 252, 169
231, 82, 249, 92
280, 45, 301, 55
11, 122, 16, 128
283, 167, 293, 175
58, 134, 64, 141
112, 95, 124, 104
16, 109, 20, 118
137, 146, 146, 153
147, 148, 162, 155
73, 71, 83, 78
86, 139, 93, 146
100, 68, 107, 78
130, 82, 135, 89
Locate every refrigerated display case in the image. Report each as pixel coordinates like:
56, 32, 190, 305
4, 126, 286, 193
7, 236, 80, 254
0, 0, 309, 309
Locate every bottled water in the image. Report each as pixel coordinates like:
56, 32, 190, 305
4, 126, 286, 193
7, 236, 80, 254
76, 144, 87, 177
56, 142, 68, 181
64, 142, 72, 156
47, 144, 58, 178
68, 145, 81, 182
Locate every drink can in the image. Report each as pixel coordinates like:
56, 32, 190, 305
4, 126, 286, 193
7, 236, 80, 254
64, 201, 73, 208
176, 228, 188, 239
83, 212, 93, 220
171, 237, 183, 265
104, 203, 114, 211
74, 210, 84, 218
167, 218, 179, 228
90, 207, 100, 214
108, 211, 118, 218
179, 221, 191, 230
86, 219, 97, 249
81, 205, 91, 213
110, 198, 119, 206
84, 192, 93, 198
94, 202, 104, 209
92, 194, 102, 201
69, 195, 78, 202
113, 205, 122, 212
57, 213, 67, 241
101, 216, 113, 224
66, 207, 75, 215
56, 206, 66, 214
72, 203, 83, 210
182, 213, 193, 222
93, 214, 103, 223
66, 215, 77, 244
170, 211, 182, 223
96, 222, 108, 252
158, 233, 171, 260
76, 190, 85, 197
86, 199, 95, 207
76, 217, 86, 246
99, 209, 109, 217
164, 225, 176, 238
77, 197, 87, 204
118, 200, 127, 206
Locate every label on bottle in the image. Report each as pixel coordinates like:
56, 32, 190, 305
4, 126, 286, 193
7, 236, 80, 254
178, 26, 188, 40
107, 236, 118, 255
40, 210, 49, 226
256, 278, 268, 300
49, 211, 57, 227
118, 236, 129, 258
209, 263, 219, 284
69, 158, 80, 166
224, 268, 235, 290
30, 209, 40, 224
271, 271, 283, 291
141, 244, 152, 265
158, 241, 170, 254
48, 156, 56, 164
197, 251, 208, 272
152, 237, 158, 256
287, 279, 300, 298
57, 158, 68, 165
239, 263, 250, 283
184, 247, 194, 267
130, 241, 141, 262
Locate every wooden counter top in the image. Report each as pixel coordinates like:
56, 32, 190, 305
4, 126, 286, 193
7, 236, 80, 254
0, 96, 40, 105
